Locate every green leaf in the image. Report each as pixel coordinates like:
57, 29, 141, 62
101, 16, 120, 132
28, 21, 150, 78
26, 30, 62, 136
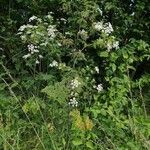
41, 80, 69, 104
0, 83, 6, 91
86, 141, 94, 149
111, 64, 116, 72
123, 52, 128, 59
99, 51, 109, 57
72, 139, 82, 146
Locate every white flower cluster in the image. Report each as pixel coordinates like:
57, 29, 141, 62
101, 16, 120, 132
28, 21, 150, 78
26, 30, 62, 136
70, 77, 81, 89
95, 66, 99, 73
60, 18, 67, 24
93, 21, 114, 35
49, 60, 58, 67
103, 22, 114, 35
22, 44, 43, 64
18, 25, 27, 32
69, 81, 80, 107
93, 22, 103, 31
29, 15, 38, 22
18, 24, 37, 34
68, 97, 78, 107
78, 29, 88, 40
93, 84, 103, 93
23, 44, 39, 59
22, 53, 31, 59
47, 25, 57, 40
107, 41, 119, 51
27, 44, 39, 54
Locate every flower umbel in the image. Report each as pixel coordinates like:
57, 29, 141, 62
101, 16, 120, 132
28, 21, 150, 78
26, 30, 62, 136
68, 97, 78, 107
70, 77, 81, 89
29, 15, 38, 22
47, 25, 57, 40
93, 21, 114, 35
93, 84, 103, 92
49, 60, 58, 67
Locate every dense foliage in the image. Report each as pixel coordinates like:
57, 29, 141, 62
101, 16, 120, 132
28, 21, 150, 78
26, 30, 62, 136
0, 0, 150, 149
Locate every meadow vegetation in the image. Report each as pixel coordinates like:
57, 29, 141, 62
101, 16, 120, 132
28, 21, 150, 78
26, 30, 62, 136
0, 0, 150, 149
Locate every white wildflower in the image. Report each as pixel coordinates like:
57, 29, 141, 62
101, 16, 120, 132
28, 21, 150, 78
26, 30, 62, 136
70, 92, 78, 97
131, 12, 135, 16
69, 97, 78, 107
107, 41, 119, 51
103, 22, 114, 35
107, 42, 112, 52
33, 49, 39, 53
112, 41, 119, 49
18, 25, 27, 31
27, 44, 34, 52
49, 12, 54, 14
29, 15, 38, 22
47, 25, 57, 39
35, 60, 40, 64
94, 84, 103, 92
60, 18, 67, 22
70, 77, 81, 89
93, 22, 114, 35
93, 22, 103, 31
38, 55, 43, 59
95, 66, 99, 73
49, 60, 58, 67
27, 44, 39, 54
22, 53, 31, 59
26, 24, 34, 28
17, 32, 22, 35
20, 35, 26, 40
78, 29, 88, 40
